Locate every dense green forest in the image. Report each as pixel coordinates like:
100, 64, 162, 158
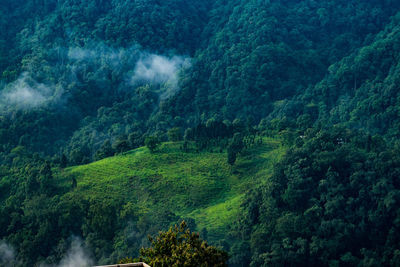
1, 0, 400, 266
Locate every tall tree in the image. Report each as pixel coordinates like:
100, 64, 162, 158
139, 221, 228, 267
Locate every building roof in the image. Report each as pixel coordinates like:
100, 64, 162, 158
93, 263, 150, 267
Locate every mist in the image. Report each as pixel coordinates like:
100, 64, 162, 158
0, 43, 190, 113
132, 54, 189, 84
0, 240, 16, 265
68, 44, 191, 99
40, 237, 93, 267
0, 72, 60, 110
57, 238, 93, 267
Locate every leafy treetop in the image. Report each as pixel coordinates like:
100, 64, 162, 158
139, 221, 228, 267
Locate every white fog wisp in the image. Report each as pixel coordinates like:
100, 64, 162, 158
0, 43, 191, 113
57, 238, 93, 267
39, 237, 93, 267
132, 54, 184, 83
0, 72, 60, 110
0, 240, 16, 265
131, 54, 191, 99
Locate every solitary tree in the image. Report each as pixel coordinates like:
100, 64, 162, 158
113, 136, 130, 153
168, 127, 183, 142
145, 136, 161, 153
139, 221, 228, 266
61, 154, 68, 168
227, 133, 243, 165
94, 140, 114, 161
227, 147, 237, 166
39, 161, 54, 195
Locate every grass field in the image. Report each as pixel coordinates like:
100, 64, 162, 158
60, 137, 285, 241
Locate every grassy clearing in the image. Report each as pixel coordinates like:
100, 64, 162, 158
60, 138, 285, 241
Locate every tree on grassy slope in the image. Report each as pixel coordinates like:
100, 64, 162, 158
145, 136, 161, 153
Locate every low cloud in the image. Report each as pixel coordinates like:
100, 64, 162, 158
0, 73, 60, 110
68, 47, 97, 61
68, 44, 191, 99
68, 45, 137, 69
132, 54, 189, 84
57, 238, 93, 267
40, 237, 93, 267
0, 240, 16, 265
0, 43, 191, 112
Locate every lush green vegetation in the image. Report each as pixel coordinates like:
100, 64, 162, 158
0, 136, 283, 265
1, 0, 400, 163
137, 221, 228, 267
232, 127, 400, 266
2, 0, 400, 266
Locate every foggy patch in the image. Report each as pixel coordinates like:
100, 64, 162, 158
0, 43, 191, 112
40, 237, 93, 267
67, 45, 136, 69
0, 240, 16, 265
132, 54, 189, 84
68, 47, 97, 61
67, 44, 191, 100
57, 238, 93, 267
0, 72, 61, 110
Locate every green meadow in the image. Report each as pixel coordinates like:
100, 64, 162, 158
59, 138, 284, 241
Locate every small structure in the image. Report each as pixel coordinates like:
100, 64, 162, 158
94, 263, 150, 267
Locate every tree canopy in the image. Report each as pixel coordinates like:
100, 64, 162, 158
139, 221, 228, 267
1, 0, 400, 266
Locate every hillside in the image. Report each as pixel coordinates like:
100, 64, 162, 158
2, 0, 400, 266
1, 1, 400, 163
61, 138, 284, 242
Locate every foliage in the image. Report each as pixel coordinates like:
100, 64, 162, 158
227, 148, 236, 166
1, 0, 399, 164
0, 138, 283, 266
164, 0, 400, 122
167, 127, 183, 142
235, 128, 400, 266
145, 136, 161, 153
227, 133, 245, 165
118, 257, 135, 264
298, 15, 400, 140
139, 221, 228, 267
2, 0, 400, 266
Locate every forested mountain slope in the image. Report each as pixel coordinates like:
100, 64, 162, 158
236, 127, 400, 266
0, 138, 283, 266
2, 0, 400, 266
302, 14, 400, 139
162, 0, 400, 121
1, 0, 400, 162
0, 0, 212, 160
